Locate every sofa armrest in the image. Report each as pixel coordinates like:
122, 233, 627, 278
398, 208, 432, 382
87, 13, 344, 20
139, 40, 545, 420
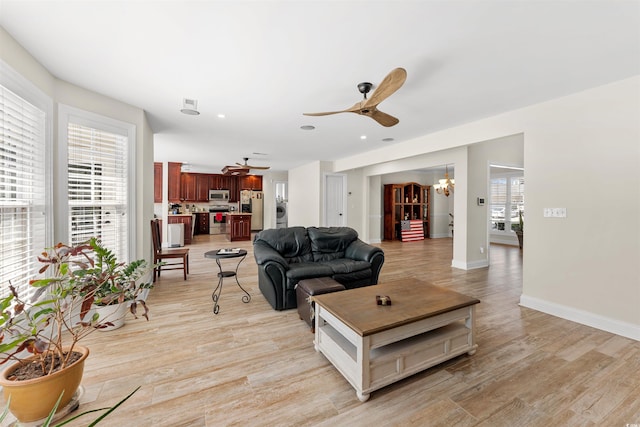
253, 241, 289, 269
345, 239, 382, 262
346, 239, 385, 284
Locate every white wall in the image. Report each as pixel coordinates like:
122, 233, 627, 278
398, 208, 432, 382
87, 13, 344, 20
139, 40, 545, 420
520, 77, 640, 335
288, 161, 321, 226
331, 76, 640, 340
0, 27, 154, 262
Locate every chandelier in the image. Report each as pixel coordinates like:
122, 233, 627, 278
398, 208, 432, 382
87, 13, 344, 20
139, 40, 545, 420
434, 165, 455, 197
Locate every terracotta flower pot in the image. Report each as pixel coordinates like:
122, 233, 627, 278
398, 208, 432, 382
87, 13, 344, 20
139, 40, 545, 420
0, 346, 89, 423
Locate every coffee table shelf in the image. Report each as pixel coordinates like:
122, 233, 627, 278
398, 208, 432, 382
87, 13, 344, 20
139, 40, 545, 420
313, 280, 479, 402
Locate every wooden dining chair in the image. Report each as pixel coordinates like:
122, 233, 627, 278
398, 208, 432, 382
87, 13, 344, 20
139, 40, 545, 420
151, 219, 189, 281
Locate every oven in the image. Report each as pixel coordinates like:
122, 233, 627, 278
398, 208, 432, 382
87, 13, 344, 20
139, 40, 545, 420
209, 211, 228, 234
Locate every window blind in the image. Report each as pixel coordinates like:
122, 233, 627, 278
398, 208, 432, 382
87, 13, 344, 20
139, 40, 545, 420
0, 84, 46, 298
67, 123, 128, 261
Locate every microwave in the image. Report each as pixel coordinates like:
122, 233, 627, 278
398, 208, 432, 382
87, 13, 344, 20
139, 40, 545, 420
209, 189, 230, 201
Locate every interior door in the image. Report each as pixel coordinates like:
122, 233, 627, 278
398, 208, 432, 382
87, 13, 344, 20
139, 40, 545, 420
325, 174, 346, 226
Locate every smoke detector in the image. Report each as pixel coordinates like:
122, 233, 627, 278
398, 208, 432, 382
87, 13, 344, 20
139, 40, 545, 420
180, 98, 200, 115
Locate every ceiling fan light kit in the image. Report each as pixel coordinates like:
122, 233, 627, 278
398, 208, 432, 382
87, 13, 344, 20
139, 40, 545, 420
303, 67, 407, 127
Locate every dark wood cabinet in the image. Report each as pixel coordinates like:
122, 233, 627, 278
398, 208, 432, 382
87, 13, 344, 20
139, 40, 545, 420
196, 174, 210, 202
238, 175, 262, 191
383, 183, 431, 241
168, 162, 182, 203
209, 174, 221, 191
167, 215, 193, 245
194, 212, 209, 235
154, 162, 163, 203
227, 214, 251, 241
180, 173, 197, 202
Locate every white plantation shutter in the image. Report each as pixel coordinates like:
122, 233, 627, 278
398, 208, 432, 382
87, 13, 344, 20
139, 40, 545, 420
0, 84, 47, 298
490, 174, 524, 233
67, 122, 129, 260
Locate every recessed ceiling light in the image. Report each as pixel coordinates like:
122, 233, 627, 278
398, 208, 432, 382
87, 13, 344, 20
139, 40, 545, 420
217, 113, 225, 119
300, 125, 315, 130
360, 135, 367, 140
180, 98, 200, 115
382, 137, 395, 142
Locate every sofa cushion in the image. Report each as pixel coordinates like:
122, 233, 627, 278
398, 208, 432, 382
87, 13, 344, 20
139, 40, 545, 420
285, 262, 334, 282
307, 227, 358, 262
322, 258, 371, 275
254, 227, 313, 263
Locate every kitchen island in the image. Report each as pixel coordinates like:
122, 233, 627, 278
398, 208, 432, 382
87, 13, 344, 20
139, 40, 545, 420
226, 213, 251, 241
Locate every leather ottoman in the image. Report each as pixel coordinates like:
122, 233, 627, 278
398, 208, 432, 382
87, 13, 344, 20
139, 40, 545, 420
295, 277, 346, 332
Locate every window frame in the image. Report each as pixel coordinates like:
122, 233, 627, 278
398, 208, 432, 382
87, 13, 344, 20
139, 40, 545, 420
0, 60, 53, 298
57, 104, 137, 261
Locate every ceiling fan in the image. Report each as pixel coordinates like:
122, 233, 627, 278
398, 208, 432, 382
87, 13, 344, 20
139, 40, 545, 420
303, 67, 407, 127
221, 157, 270, 176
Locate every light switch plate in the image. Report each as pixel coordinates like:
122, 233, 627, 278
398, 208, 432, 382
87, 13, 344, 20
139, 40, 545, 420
544, 208, 567, 218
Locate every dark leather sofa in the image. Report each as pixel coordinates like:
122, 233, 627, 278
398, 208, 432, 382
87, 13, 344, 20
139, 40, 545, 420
253, 226, 384, 310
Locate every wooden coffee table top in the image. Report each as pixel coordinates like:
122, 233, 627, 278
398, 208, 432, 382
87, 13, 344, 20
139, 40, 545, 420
312, 279, 480, 336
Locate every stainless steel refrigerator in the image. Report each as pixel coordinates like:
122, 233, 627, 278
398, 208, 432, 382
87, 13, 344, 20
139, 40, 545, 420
240, 189, 264, 231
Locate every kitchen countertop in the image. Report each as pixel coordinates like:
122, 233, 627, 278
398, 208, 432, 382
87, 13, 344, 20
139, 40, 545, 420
168, 213, 196, 216
226, 212, 251, 216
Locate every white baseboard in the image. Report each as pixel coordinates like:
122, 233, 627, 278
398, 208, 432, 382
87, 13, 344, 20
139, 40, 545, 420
520, 295, 640, 341
430, 233, 451, 238
451, 259, 489, 270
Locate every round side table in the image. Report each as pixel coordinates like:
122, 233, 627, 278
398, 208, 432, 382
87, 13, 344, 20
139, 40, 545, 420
204, 249, 251, 314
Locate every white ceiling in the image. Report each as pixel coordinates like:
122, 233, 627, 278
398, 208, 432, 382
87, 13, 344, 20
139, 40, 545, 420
1, 1, 638, 174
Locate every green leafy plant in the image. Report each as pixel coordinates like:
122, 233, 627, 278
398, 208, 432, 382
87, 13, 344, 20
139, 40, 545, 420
0, 386, 141, 426
0, 238, 153, 376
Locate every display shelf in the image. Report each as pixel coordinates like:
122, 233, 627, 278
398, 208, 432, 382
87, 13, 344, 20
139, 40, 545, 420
383, 182, 431, 240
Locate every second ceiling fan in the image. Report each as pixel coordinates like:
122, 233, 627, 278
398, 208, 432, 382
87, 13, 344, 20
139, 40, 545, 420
303, 67, 407, 127
221, 157, 270, 176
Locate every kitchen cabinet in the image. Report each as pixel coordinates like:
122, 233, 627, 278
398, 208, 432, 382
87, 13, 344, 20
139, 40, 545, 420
180, 173, 197, 201
180, 173, 211, 202
167, 162, 182, 203
227, 214, 251, 241
196, 174, 210, 201
209, 174, 222, 191
167, 215, 193, 245
154, 162, 163, 203
383, 182, 431, 241
238, 175, 262, 191
194, 212, 209, 235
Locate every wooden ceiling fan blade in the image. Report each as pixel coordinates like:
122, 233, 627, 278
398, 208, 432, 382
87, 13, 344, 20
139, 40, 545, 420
369, 110, 399, 127
364, 67, 407, 108
303, 111, 346, 117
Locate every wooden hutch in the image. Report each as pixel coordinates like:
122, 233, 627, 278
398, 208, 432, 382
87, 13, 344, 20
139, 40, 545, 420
383, 183, 431, 241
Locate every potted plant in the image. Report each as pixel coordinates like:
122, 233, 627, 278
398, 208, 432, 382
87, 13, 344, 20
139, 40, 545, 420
0, 238, 153, 423
90, 242, 153, 331
513, 210, 524, 249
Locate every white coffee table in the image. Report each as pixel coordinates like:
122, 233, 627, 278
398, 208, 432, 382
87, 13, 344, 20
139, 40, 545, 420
313, 279, 480, 402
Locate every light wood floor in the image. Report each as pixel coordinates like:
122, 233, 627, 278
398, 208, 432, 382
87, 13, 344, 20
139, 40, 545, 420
31, 235, 640, 426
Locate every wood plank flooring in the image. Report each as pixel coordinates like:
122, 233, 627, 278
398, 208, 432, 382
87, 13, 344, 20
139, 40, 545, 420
8, 235, 640, 426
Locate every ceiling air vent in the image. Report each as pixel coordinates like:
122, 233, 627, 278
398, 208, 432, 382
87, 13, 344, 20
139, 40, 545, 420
180, 98, 200, 115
